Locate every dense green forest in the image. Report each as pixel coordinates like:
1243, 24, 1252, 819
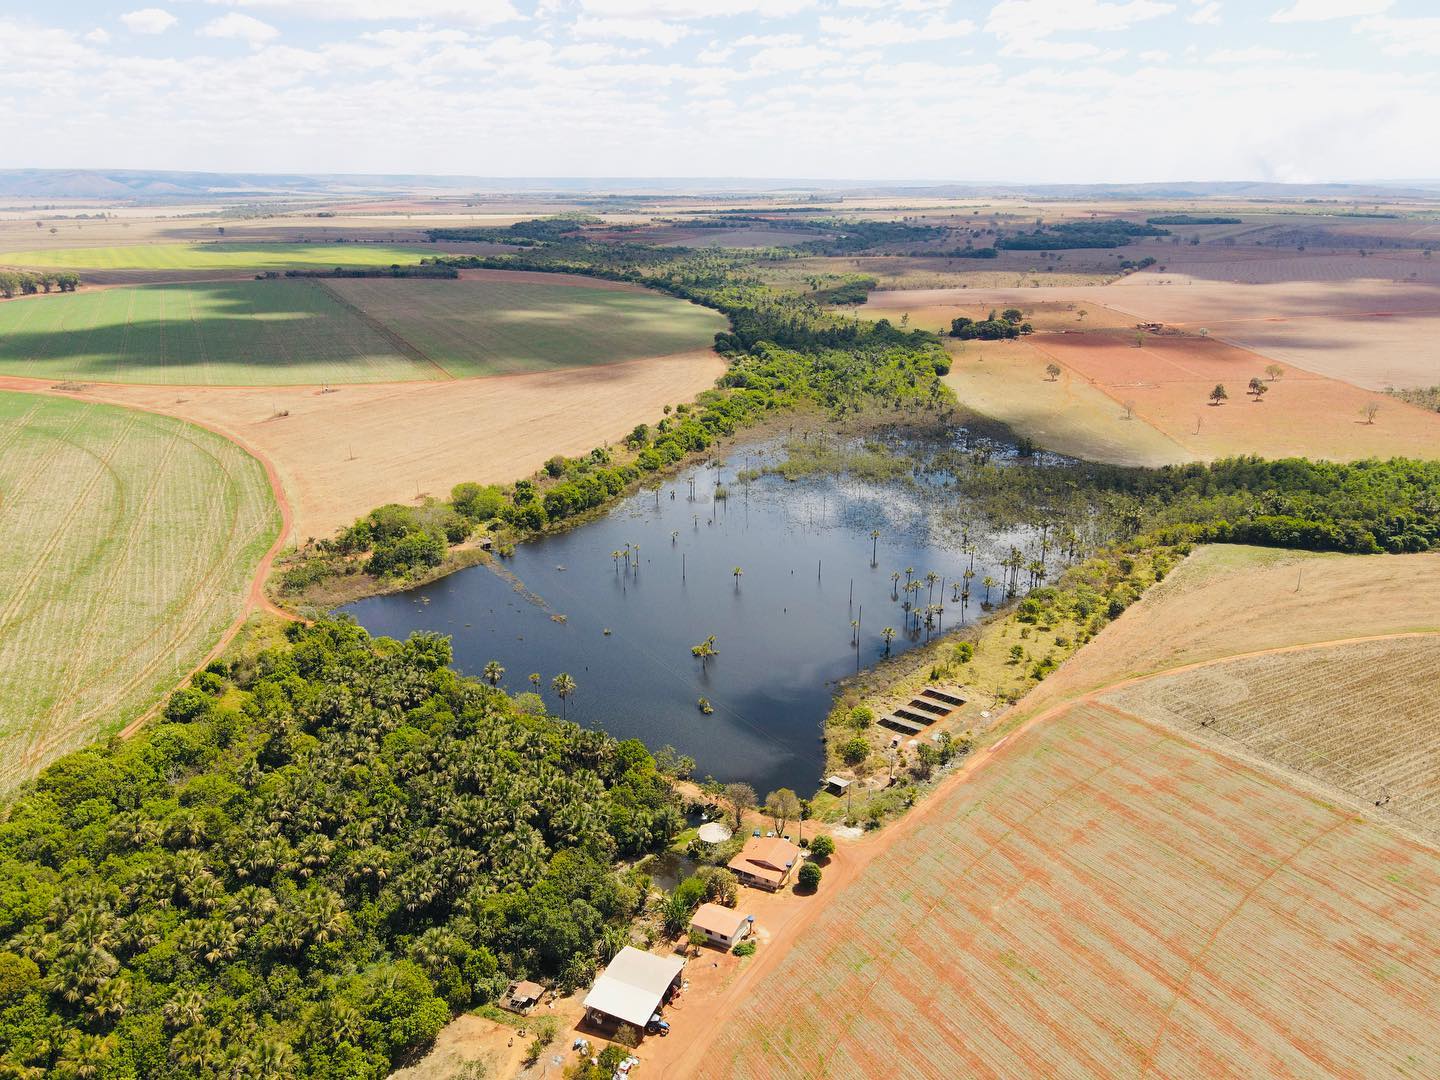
997, 220, 1167, 250
1145, 215, 1243, 225
0, 621, 678, 1079
936, 451, 1440, 555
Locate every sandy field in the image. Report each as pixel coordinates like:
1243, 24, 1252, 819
15, 350, 727, 543
1025, 329, 1440, 461
859, 293, 1135, 333
942, 338, 1192, 467
1017, 545, 1440, 721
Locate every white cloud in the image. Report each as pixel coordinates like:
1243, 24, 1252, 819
573, 15, 690, 45
733, 33, 803, 47
1270, 0, 1390, 21
1188, 1, 1221, 25
121, 9, 178, 35
198, 13, 279, 45
1207, 46, 1301, 62
215, 0, 520, 25
986, 0, 1176, 39
579, 0, 816, 15
1355, 14, 1440, 55
1139, 48, 1170, 61
819, 14, 974, 49
838, 0, 951, 9
749, 44, 840, 72
85, 28, 111, 45
986, 0, 1172, 61
697, 43, 734, 62
1003, 38, 1105, 59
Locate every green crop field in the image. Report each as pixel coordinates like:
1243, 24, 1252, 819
0, 280, 440, 385
0, 391, 279, 790
0, 275, 727, 385
324, 276, 729, 377
0, 242, 444, 271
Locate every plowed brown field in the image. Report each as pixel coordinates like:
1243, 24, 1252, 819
1105, 636, 1440, 841
699, 700, 1440, 1079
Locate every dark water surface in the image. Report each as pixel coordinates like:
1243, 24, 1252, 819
343, 441, 1031, 796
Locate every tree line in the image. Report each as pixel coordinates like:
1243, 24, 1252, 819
0, 270, 80, 298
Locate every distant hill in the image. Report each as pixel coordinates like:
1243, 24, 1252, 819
2, 169, 1437, 203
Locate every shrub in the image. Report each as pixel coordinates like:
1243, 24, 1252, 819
840, 737, 869, 766
952, 641, 974, 663
797, 862, 822, 891
163, 687, 212, 722
807, 834, 835, 860
849, 705, 874, 730
733, 940, 757, 957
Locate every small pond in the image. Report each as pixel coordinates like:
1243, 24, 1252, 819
342, 435, 1043, 796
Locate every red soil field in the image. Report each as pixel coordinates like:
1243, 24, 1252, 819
698, 700, 1440, 1079
1031, 330, 1440, 460
879, 268, 1440, 391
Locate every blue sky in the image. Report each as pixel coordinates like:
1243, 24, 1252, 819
1, 1, 1437, 183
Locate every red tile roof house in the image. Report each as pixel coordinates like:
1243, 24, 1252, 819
727, 836, 801, 891
690, 903, 753, 949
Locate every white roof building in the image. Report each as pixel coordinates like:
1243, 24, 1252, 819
582, 947, 686, 1028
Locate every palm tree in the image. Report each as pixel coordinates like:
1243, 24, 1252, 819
881, 626, 896, 653
86, 976, 130, 1025
982, 575, 997, 603
869, 528, 880, 565
233, 1040, 296, 1080
162, 988, 207, 1031
528, 672, 541, 691
890, 571, 900, 598
732, 566, 743, 590
925, 571, 938, 603
611, 550, 622, 571
552, 673, 576, 718
301, 889, 347, 945
482, 660, 505, 687
690, 635, 718, 667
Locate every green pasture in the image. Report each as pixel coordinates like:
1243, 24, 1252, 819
325, 276, 728, 378
0, 279, 438, 384
0, 242, 444, 271
0, 275, 727, 386
0, 391, 279, 789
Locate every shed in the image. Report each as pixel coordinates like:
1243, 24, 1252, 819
824, 775, 852, 795
691, 903, 752, 949
582, 947, 685, 1029
506, 980, 544, 1013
